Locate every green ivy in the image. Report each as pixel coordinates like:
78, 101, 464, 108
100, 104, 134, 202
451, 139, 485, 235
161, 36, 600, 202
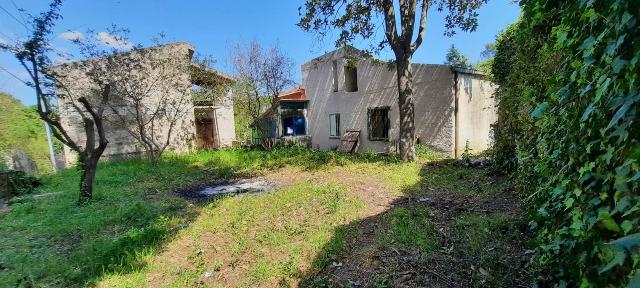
492, 0, 640, 286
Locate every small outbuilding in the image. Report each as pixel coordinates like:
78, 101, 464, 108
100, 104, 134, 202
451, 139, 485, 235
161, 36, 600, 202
251, 86, 311, 147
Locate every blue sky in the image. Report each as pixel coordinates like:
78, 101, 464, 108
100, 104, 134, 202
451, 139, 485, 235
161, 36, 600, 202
0, 0, 520, 106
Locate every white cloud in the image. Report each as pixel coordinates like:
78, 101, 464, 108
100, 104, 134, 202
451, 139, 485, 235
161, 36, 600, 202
96, 32, 132, 49
58, 31, 84, 41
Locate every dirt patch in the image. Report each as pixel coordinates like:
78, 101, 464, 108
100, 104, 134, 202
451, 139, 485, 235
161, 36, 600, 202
414, 189, 523, 221
264, 166, 399, 216
304, 165, 533, 288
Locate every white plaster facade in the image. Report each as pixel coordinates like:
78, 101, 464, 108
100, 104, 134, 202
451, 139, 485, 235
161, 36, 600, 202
302, 48, 496, 157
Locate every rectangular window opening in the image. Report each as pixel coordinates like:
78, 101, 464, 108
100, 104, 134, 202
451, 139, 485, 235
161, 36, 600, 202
281, 109, 306, 136
329, 113, 340, 138
332, 60, 339, 92
368, 107, 390, 141
344, 65, 358, 92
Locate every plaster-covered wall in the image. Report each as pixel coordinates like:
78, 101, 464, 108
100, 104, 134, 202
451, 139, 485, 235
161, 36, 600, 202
213, 89, 236, 147
455, 73, 497, 157
302, 48, 456, 154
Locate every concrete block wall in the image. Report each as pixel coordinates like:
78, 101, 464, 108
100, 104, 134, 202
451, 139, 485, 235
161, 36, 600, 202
214, 89, 237, 148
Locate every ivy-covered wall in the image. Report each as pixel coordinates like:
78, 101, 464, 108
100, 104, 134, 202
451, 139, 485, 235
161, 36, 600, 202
492, 0, 639, 285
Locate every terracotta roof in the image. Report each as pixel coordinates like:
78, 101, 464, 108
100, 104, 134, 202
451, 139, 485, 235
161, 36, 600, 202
277, 85, 305, 100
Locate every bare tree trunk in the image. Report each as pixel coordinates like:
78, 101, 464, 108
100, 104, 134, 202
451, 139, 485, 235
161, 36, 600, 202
77, 154, 98, 203
395, 52, 417, 161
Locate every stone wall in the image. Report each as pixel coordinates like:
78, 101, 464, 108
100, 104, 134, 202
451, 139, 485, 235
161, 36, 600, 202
53, 42, 234, 165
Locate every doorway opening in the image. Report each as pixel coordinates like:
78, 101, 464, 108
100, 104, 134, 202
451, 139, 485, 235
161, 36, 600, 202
195, 108, 219, 150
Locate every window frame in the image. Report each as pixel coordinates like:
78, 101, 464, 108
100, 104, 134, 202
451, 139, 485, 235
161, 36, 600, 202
329, 113, 341, 138
367, 106, 390, 141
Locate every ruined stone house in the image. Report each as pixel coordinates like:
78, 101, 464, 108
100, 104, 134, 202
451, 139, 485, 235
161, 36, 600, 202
53, 42, 236, 165
274, 47, 497, 157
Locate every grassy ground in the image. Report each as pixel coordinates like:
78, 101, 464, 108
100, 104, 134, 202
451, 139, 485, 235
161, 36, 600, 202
0, 147, 531, 287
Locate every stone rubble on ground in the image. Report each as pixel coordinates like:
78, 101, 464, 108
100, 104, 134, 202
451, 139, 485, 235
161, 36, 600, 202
463, 157, 492, 168
417, 197, 433, 204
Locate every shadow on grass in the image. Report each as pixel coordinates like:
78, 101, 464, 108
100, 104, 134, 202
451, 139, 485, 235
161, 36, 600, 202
0, 147, 401, 287
299, 161, 533, 288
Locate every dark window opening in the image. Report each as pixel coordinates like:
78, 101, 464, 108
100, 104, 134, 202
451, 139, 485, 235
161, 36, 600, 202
368, 107, 390, 141
332, 60, 339, 92
281, 110, 306, 136
329, 113, 340, 137
344, 65, 358, 92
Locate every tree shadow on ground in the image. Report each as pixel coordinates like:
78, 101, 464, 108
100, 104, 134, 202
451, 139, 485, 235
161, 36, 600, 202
0, 148, 403, 287
3, 156, 223, 287
299, 161, 534, 288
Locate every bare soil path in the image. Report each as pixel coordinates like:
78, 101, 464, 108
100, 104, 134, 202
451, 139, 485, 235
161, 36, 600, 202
298, 162, 533, 288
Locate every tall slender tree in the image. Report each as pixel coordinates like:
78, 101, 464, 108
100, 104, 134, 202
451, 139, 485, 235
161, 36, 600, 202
0, 0, 111, 203
298, 0, 488, 161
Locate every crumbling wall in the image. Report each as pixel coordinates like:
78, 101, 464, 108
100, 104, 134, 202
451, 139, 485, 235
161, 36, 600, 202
54, 42, 197, 165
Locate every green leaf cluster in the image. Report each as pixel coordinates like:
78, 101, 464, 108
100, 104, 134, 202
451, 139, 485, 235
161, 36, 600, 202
491, 0, 640, 285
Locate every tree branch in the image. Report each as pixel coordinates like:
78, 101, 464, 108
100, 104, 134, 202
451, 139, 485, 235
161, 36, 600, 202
411, 0, 429, 53
380, 0, 400, 52
398, 0, 417, 46
78, 84, 110, 153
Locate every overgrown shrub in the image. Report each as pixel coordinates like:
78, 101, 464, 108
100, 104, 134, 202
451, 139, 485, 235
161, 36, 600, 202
492, 0, 640, 285
0, 171, 41, 197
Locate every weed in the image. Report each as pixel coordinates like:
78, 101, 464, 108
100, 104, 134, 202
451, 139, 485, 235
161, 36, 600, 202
382, 206, 436, 256
452, 213, 524, 286
415, 144, 450, 161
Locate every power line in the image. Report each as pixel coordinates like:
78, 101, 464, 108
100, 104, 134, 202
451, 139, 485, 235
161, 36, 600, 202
9, 0, 28, 24
0, 4, 30, 32
0, 65, 30, 87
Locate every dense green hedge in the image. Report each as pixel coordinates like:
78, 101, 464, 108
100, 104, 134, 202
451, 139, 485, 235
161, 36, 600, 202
492, 0, 639, 286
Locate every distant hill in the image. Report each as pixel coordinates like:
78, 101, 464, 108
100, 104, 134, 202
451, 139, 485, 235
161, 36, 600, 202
0, 92, 58, 173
